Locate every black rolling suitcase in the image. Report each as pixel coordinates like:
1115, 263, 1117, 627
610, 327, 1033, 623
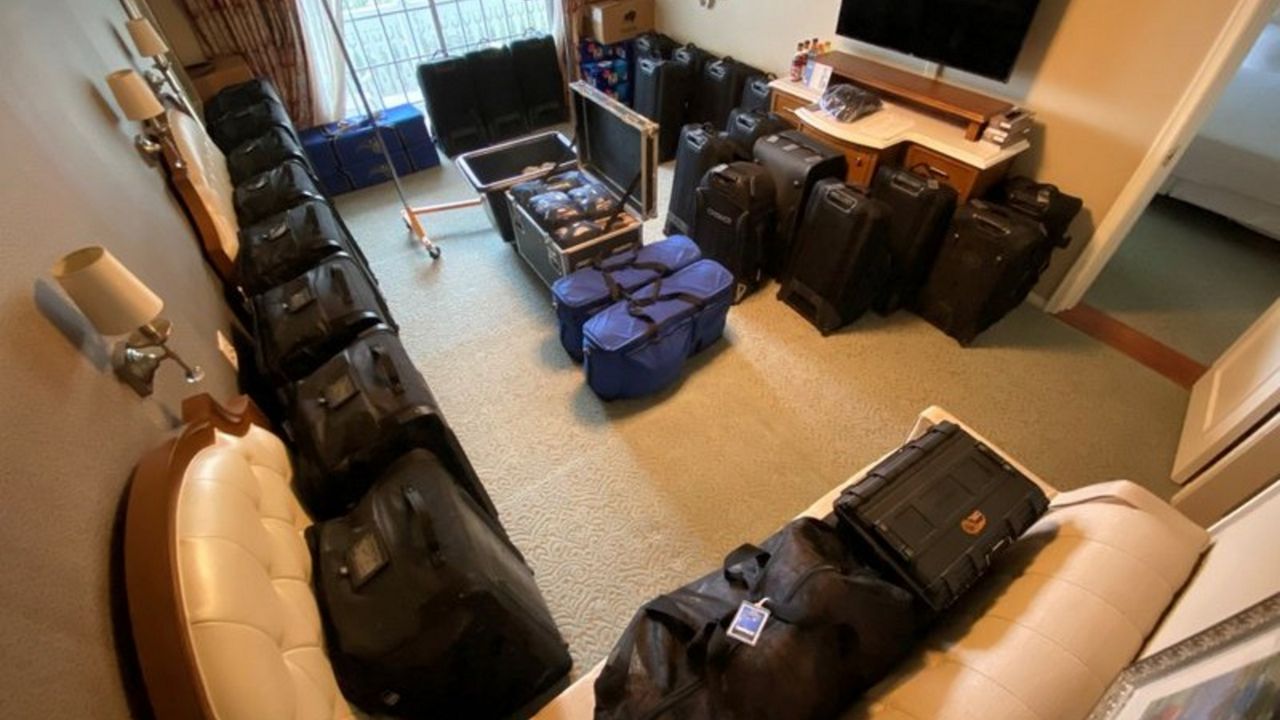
417, 57, 489, 156
778, 179, 891, 334
833, 421, 1049, 611
204, 77, 283, 125
237, 199, 368, 297
692, 162, 776, 303
233, 159, 326, 225
916, 200, 1051, 345
754, 130, 848, 277
739, 73, 775, 113
208, 98, 297, 154
869, 166, 958, 315
252, 254, 395, 382
467, 46, 530, 143
225, 125, 313, 184
634, 32, 677, 60
309, 449, 572, 720
666, 123, 735, 235
725, 108, 790, 160
672, 44, 712, 89
512, 35, 569, 129
693, 57, 761, 130
994, 176, 1084, 249
634, 57, 692, 161
288, 326, 504, 525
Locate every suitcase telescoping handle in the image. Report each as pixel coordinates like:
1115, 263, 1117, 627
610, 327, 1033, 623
369, 345, 405, 395
401, 484, 444, 567
971, 202, 1014, 236
826, 185, 860, 213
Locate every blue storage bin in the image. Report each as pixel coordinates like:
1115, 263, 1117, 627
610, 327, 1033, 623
300, 103, 435, 170
378, 103, 433, 149
582, 259, 733, 400
344, 151, 413, 191
299, 126, 342, 178
405, 139, 441, 172
552, 236, 701, 362
316, 171, 353, 196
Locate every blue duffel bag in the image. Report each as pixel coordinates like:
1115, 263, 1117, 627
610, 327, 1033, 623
582, 259, 734, 400
551, 236, 702, 362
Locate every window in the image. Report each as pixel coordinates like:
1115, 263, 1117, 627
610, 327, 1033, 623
341, 0, 553, 115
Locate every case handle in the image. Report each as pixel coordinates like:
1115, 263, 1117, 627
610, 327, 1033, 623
330, 264, 354, 305
402, 484, 443, 567
370, 345, 404, 395
827, 186, 859, 212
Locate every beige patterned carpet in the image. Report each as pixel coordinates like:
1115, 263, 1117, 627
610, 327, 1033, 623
335, 154, 1189, 675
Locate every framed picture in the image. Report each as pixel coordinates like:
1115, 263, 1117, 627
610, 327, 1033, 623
1089, 593, 1280, 719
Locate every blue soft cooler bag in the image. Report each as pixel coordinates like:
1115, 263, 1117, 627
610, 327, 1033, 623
551, 236, 702, 362
582, 259, 733, 400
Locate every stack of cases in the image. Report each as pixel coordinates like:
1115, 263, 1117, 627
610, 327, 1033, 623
579, 38, 635, 105
298, 104, 442, 196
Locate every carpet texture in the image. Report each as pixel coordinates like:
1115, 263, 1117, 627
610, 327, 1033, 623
335, 156, 1190, 675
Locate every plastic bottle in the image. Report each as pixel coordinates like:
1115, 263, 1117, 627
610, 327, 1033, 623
803, 38, 820, 85
790, 42, 807, 82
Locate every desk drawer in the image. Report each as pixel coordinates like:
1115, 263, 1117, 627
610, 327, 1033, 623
903, 145, 981, 201
799, 124, 881, 188
771, 92, 806, 128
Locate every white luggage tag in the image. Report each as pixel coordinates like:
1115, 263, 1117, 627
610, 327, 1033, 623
726, 598, 771, 646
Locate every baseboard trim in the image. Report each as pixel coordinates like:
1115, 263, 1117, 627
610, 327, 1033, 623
1055, 303, 1209, 389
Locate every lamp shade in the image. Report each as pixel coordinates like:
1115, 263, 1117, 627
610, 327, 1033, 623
106, 69, 163, 121
52, 247, 163, 336
126, 17, 169, 58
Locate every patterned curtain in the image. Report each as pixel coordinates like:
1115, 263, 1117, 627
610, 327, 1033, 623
180, 0, 315, 128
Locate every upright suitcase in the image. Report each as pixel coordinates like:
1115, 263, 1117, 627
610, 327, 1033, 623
583, 259, 734, 400
671, 44, 712, 90
288, 326, 504, 525
309, 449, 572, 720
633, 57, 692, 161
665, 123, 735, 235
754, 130, 848, 277
467, 46, 530, 143
692, 57, 761, 130
417, 56, 489, 156
833, 421, 1049, 611
225, 125, 313, 184
633, 32, 677, 60
252, 254, 395, 382
203, 77, 283, 125
869, 166, 959, 315
778, 179, 892, 334
233, 159, 326, 225
511, 35, 569, 128
691, 162, 776, 303
739, 73, 775, 113
551, 235, 702, 361
994, 176, 1084, 249
725, 108, 790, 160
916, 200, 1051, 345
208, 98, 296, 154
236, 199, 368, 296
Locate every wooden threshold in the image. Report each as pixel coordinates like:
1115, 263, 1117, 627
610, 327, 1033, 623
1055, 303, 1209, 390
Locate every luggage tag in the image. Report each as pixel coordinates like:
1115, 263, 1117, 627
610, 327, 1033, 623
343, 530, 388, 589
726, 598, 771, 646
284, 284, 315, 313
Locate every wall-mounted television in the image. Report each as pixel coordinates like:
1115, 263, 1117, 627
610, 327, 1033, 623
836, 0, 1044, 82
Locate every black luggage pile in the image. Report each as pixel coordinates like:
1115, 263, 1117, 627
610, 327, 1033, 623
205, 77, 572, 719
595, 421, 1049, 717
417, 35, 567, 156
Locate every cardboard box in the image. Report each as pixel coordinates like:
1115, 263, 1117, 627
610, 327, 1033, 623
588, 0, 654, 45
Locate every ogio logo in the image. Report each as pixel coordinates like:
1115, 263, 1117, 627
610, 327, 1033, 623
961, 510, 987, 536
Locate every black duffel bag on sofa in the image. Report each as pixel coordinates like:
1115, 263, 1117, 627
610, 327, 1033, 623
594, 517, 922, 720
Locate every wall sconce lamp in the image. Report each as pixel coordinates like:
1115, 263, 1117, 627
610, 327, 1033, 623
105, 68, 176, 165
52, 247, 204, 397
125, 17, 201, 122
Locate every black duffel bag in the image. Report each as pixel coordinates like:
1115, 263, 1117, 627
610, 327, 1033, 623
233, 158, 327, 225
204, 77, 283, 125
208, 97, 296, 153
594, 517, 922, 720
225, 125, 314, 184
237, 199, 368, 296
309, 448, 573, 720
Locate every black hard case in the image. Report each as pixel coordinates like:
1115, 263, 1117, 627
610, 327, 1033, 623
208, 98, 296, 154
916, 200, 1051, 345
692, 161, 777, 303
692, 57, 761, 130
833, 421, 1049, 611
236, 199, 368, 296
754, 130, 849, 277
467, 46, 531, 143
252, 254, 395, 382
506, 82, 658, 288
204, 77, 283, 125
511, 35, 569, 129
309, 449, 571, 719
672, 44, 713, 89
994, 176, 1084, 249
233, 159, 326, 225
633, 32, 678, 60
725, 109, 791, 161
287, 326, 503, 525
416, 56, 489, 157
778, 179, 891, 334
869, 166, 959, 315
739, 74, 775, 113
665, 123, 736, 236
634, 57, 692, 162
225, 125, 313, 184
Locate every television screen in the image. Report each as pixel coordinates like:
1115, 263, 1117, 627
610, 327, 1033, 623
836, 0, 1043, 82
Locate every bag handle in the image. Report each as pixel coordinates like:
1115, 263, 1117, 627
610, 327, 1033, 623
330, 264, 354, 305
401, 483, 443, 567
369, 344, 404, 395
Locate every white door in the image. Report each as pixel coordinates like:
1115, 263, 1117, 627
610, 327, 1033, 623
1173, 297, 1280, 484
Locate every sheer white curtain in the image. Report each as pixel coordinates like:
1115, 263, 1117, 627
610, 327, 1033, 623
299, 0, 349, 125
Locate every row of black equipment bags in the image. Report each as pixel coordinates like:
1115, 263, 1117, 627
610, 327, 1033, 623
666, 123, 1084, 343
418, 35, 568, 157
595, 420, 1052, 718
204, 79, 573, 719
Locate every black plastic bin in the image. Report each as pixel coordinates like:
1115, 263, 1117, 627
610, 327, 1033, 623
455, 132, 577, 244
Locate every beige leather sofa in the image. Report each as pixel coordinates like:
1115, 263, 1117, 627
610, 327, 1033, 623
124, 398, 1208, 720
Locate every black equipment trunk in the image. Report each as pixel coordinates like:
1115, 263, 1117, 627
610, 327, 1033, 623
233, 159, 327, 225
666, 123, 736, 236
417, 57, 489, 157
739, 74, 775, 113
467, 46, 531, 143
753, 130, 848, 277
692, 162, 777, 303
236, 199, 368, 296
309, 449, 572, 720
634, 32, 678, 60
915, 200, 1051, 345
834, 421, 1049, 611
511, 35, 569, 129
634, 57, 692, 162
778, 179, 892, 334
725, 109, 791, 161
692, 58, 761, 130
672, 44, 713, 90
869, 166, 959, 315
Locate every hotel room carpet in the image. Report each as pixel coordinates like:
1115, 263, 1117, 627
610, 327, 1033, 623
335, 156, 1190, 676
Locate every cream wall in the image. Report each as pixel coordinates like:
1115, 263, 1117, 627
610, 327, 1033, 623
0, 0, 240, 715
654, 0, 1246, 297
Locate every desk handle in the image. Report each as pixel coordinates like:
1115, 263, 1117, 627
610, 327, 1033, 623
912, 162, 950, 180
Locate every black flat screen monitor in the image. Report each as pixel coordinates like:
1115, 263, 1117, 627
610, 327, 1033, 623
836, 0, 1043, 82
